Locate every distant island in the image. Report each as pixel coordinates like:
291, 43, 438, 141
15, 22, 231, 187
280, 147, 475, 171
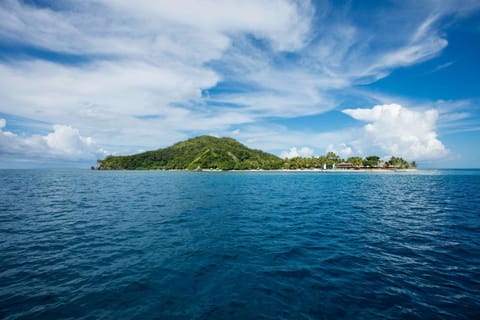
95, 135, 416, 171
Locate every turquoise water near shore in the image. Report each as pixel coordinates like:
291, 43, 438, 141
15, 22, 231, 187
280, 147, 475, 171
1, 169, 479, 319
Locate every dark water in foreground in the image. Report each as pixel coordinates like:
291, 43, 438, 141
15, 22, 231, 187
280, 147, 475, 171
1, 169, 479, 319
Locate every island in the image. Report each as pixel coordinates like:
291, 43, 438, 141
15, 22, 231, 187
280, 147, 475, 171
95, 135, 416, 171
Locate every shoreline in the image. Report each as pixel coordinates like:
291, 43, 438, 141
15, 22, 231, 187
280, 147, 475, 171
200, 168, 418, 173
96, 168, 419, 173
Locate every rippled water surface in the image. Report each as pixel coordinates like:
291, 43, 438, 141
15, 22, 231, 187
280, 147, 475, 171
1, 169, 479, 319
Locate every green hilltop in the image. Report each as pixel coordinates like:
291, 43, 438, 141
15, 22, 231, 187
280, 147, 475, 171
97, 135, 283, 170
96, 135, 416, 170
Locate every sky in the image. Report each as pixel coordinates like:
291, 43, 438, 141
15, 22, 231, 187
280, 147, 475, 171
0, 0, 480, 168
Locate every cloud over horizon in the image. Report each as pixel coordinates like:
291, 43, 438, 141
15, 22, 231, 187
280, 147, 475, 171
342, 104, 448, 160
281, 146, 314, 159
0, 119, 105, 163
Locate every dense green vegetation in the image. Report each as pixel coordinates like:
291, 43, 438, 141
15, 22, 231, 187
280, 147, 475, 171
278, 155, 415, 170
96, 135, 417, 170
97, 135, 283, 170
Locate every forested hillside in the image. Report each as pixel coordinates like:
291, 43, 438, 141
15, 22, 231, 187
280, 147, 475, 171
97, 135, 282, 170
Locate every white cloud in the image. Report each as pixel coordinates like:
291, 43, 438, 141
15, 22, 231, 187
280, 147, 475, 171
325, 143, 352, 158
0, 60, 219, 116
326, 142, 353, 158
339, 144, 353, 157
0, 0, 312, 56
100, 0, 313, 52
0, 120, 105, 161
342, 104, 448, 160
0, 0, 461, 125
0, 0, 315, 151
44, 125, 96, 157
0, 0, 478, 166
281, 146, 314, 159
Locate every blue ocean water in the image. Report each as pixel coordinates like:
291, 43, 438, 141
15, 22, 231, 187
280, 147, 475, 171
1, 169, 479, 319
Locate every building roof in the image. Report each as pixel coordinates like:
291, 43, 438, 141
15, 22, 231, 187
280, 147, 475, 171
337, 162, 353, 168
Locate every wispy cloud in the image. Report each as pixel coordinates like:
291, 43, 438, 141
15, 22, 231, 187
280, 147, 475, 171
0, 0, 479, 166
431, 61, 456, 73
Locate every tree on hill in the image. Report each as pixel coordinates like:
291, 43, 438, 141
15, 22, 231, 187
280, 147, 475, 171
363, 155, 380, 167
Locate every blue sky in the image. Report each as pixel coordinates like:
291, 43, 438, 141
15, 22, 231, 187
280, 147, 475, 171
1, 0, 479, 168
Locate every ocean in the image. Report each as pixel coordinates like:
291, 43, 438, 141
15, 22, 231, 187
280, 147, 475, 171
1, 169, 479, 319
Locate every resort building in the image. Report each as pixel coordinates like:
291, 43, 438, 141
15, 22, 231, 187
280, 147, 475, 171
336, 162, 354, 169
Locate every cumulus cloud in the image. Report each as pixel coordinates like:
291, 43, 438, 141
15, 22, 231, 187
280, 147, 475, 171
326, 143, 354, 158
0, 120, 105, 161
340, 144, 353, 157
342, 104, 448, 160
281, 146, 314, 159
44, 125, 96, 157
